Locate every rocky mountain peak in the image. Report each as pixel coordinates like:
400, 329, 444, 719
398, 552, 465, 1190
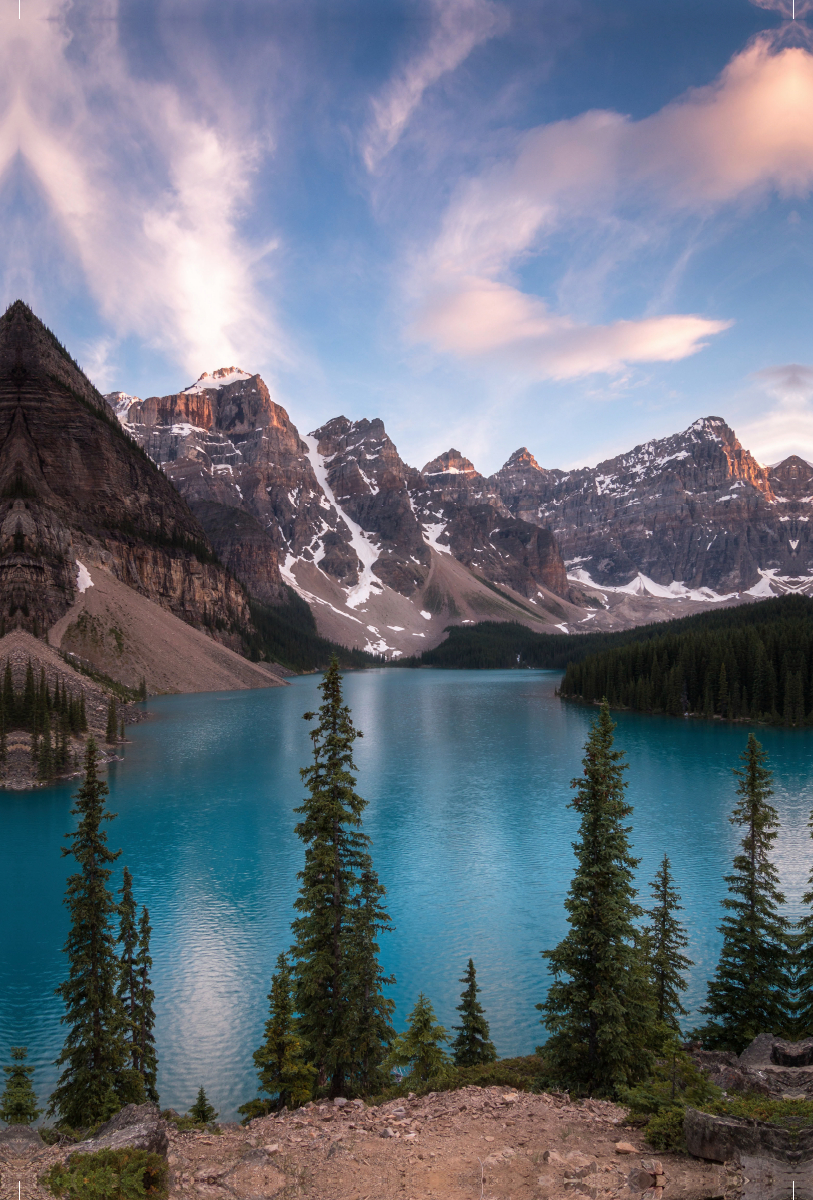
182, 367, 252, 394
505, 447, 544, 472
0, 303, 251, 639
421, 449, 480, 480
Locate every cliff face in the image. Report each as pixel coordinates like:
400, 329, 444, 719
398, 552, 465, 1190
0, 302, 251, 642
490, 418, 808, 594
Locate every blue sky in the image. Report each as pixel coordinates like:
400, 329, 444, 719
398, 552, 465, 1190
1, 0, 811, 472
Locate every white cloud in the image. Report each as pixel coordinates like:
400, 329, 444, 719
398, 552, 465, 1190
739, 364, 813, 464
410, 34, 813, 378
362, 0, 506, 173
0, 0, 287, 383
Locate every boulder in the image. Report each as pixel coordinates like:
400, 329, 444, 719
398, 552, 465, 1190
79, 1103, 169, 1157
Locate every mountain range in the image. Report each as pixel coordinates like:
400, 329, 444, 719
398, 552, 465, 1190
107, 369, 811, 659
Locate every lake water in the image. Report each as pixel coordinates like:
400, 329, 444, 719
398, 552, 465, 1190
2, 669, 812, 1120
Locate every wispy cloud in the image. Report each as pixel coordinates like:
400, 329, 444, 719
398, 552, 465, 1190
739, 364, 813, 464
411, 276, 731, 379
362, 0, 506, 174
409, 33, 813, 379
0, 0, 287, 387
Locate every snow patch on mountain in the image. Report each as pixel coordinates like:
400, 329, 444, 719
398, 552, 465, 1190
567, 567, 739, 603
183, 368, 252, 394
302, 433, 383, 609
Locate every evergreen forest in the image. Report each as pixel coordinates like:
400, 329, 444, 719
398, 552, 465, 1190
559, 595, 813, 724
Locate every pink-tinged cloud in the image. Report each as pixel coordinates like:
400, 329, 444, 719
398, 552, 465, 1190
411, 277, 732, 380
429, 37, 813, 280
410, 34, 813, 376
362, 0, 506, 173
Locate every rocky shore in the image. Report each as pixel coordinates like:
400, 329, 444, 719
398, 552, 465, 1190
0, 1091, 729, 1200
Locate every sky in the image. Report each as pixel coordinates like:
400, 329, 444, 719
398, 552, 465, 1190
0, 0, 812, 474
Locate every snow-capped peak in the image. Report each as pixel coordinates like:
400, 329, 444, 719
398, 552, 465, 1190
182, 368, 252, 395
105, 391, 141, 422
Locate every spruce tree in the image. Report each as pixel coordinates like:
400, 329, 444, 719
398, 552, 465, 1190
0, 1047, 42, 1125
49, 737, 131, 1128
538, 700, 655, 1095
290, 658, 394, 1097
117, 868, 140, 1080
189, 1086, 217, 1125
694, 735, 791, 1051
105, 698, 118, 745
134, 906, 159, 1102
343, 863, 396, 1094
386, 994, 451, 1086
451, 960, 497, 1067
246, 952, 315, 1113
645, 855, 693, 1030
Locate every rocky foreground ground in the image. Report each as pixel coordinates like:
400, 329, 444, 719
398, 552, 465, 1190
0, 1089, 735, 1200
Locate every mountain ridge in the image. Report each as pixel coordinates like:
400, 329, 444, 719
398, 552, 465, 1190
106, 365, 811, 658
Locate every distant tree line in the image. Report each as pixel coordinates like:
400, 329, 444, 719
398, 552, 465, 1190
0, 659, 89, 779
559, 595, 813, 724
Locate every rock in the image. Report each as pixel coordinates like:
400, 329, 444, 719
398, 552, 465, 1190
640, 1159, 663, 1174
380, 1127, 397, 1138
615, 1142, 637, 1154
333, 1097, 348, 1107
79, 1103, 169, 1157
627, 1167, 656, 1191
262, 1144, 280, 1155
542, 1150, 567, 1165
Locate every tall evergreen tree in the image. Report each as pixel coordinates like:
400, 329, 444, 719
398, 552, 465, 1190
387, 994, 451, 1086
343, 864, 396, 1094
247, 952, 315, 1113
794, 808, 813, 1037
539, 701, 655, 1095
0, 1047, 42, 1125
451, 960, 497, 1067
117, 868, 143, 1087
290, 658, 394, 1097
645, 855, 693, 1030
694, 735, 791, 1050
105, 698, 118, 745
49, 738, 132, 1128
134, 906, 159, 1102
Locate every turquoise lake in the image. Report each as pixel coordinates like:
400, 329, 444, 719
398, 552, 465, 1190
2, 668, 812, 1119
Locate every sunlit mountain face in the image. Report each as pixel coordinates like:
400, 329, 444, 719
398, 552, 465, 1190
0, 0, 811, 474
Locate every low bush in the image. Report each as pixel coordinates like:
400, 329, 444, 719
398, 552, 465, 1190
41, 1148, 167, 1200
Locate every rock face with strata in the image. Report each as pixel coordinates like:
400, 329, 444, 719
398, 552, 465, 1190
0, 303, 251, 644
490, 418, 810, 593
111, 387, 571, 608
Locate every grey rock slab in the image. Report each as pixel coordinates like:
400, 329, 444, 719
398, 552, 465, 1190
79, 1102, 169, 1157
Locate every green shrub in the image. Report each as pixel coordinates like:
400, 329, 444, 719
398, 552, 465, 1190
41, 1148, 167, 1200
643, 1106, 687, 1152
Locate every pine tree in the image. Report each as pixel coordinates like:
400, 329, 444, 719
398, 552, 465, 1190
386, 994, 452, 1086
343, 863, 396, 1094
794, 807, 813, 1036
290, 658, 394, 1097
134, 906, 159, 1102
49, 737, 131, 1128
117, 868, 141, 1080
189, 1086, 217, 1125
538, 700, 655, 1095
0, 1047, 42, 1125
694, 735, 791, 1051
451, 960, 497, 1067
246, 952, 315, 1113
645, 855, 693, 1030
38, 709, 54, 780
105, 697, 118, 745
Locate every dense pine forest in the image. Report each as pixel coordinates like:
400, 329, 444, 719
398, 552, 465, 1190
559, 595, 813, 724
